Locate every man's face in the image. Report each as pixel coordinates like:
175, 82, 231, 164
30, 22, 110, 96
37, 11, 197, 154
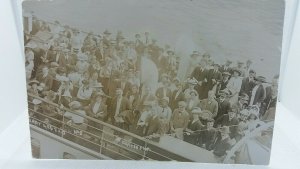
219, 95, 225, 102
221, 132, 228, 138
178, 104, 185, 111
229, 112, 235, 119
249, 72, 256, 79
131, 86, 138, 93
161, 100, 168, 107
207, 122, 214, 128
32, 84, 38, 89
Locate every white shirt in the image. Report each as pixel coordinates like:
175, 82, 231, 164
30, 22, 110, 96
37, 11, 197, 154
115, 97, 122, 116
137, 111, 151, 126
92, 102, 101, 114
249, 85, 259, 106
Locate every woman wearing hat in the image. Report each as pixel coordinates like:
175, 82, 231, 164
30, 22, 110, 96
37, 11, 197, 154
226, 68, 242, 105
183, 77, 198, 100
184, 107, 204, 146
186, 90, 201, 114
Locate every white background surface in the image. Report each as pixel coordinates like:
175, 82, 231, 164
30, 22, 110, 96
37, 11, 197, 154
1, 0, 300, 168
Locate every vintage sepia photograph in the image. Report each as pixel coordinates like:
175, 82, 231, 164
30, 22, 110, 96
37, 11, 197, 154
22, 0, 284, 164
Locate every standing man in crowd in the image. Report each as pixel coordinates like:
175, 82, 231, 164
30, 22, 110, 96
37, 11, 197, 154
249, 76, 266, 108
239, 69, 256, 100
191, 61, 209, 99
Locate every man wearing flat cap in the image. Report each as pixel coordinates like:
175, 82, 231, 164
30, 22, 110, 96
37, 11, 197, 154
215, 89, 232, 121
106, 88, 130, 127
199, 118, 217, 150
249, 76, 266, 108
184, 107, 204, 145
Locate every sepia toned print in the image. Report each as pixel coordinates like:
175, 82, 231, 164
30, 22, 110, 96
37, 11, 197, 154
22, 0, 284, 164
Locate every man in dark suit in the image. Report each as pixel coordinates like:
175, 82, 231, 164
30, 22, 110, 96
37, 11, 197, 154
36, 66, 54, 91
56, 49, 76, 72
109, 74, 132, 97
212, 126, 232, 157
249, 76, 266, 109
144, 109, 162, 141
87, 91, 108, 135
216, 111, 239, 139
191, 62, 209, 99
239, 69, 256, 100
155, 80, 172, 100
207, 64, 222, 91
215, 90, 231, 122
169, 82, 185, 111
105, 88, 130, 127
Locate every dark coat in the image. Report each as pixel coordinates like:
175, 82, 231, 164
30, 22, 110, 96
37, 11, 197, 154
200, 128, 218, 150
213, 136, 231, 157
169, 89, 185, 110
107, 97, 130, 118
239, 77, 256, 98
191, 67, 209, 99
145, 115, 161, 136
215, 99, 231, 121
216, 115, 239, 139
184, 120, 203, 145
207, 69, 222, 90
250, 84, 265, 106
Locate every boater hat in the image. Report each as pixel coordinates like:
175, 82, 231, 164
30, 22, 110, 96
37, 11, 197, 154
254, 76, 267, 83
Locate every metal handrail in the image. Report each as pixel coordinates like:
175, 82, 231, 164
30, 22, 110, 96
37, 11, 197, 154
28, 93, 188, 161
29, 116, 139, 160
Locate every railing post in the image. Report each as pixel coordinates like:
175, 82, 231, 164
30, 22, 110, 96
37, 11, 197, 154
99, 130, 104, 154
